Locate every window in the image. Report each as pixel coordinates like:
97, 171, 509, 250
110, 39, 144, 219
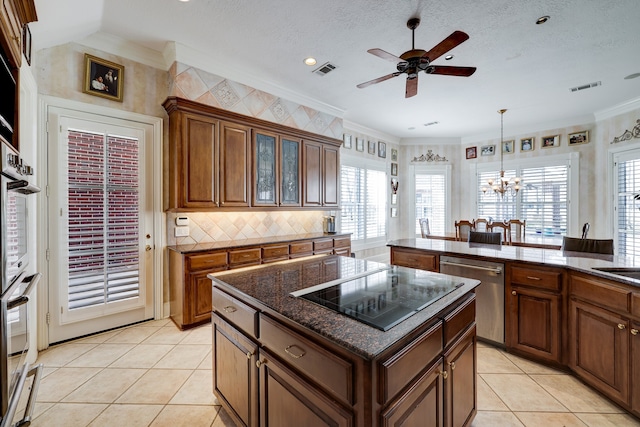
340, 162, 387, 244
613, 149, 640, 258
414, 166, 450, 235
477, 156, 573, 236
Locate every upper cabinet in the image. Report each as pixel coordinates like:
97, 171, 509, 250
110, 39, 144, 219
163, 97, 341, 212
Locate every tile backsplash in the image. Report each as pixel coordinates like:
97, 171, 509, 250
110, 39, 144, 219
167, 211, 326, 246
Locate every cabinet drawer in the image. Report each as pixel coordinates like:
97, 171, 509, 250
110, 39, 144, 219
333, 236, 351, 249
228, 248, 261, 266
187, 252, 228, 271
290, 241, 313, 255
379, 321, 443, 404
392, 249, 437, 271
443, 294, 476, 349
313, 239, 334, 252
259, 314, 353, 404
212, 287, 258, 338
511, 265, 562, 292
262, 245, 289, 260
571, 275, 630, 314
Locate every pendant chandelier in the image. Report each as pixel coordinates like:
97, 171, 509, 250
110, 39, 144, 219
482, 109, 521, 198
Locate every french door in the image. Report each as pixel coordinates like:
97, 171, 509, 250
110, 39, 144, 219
46, 108, 155, 344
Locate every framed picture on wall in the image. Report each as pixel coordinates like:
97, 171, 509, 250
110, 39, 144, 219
391, 163, 398, 176
520, 137, 535, 152
465, 146, 477, 159
83, 53, 124, 102
542, 135, 560, 148
568, 131, 589, 145
356, 138, 364, 152
378, 141, 386, 158
391, 207, 398, 218
480, 145, 495, 156
502, 140, 515, 154
391, 148, 398, 161
343, 134, 352, 149
368, 140, 376, 154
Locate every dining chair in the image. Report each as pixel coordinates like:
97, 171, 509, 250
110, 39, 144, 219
581, 223, 590, 239
474, 218, 490, 232
418, 218, 431, 237
509, 219, 526, 242
454, 220, 475, 242
488, 221, 511, 245
468, 231, 502, 245
562, 236, 614, 255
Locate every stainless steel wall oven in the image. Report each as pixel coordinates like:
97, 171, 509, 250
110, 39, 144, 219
1, 144, 42, 427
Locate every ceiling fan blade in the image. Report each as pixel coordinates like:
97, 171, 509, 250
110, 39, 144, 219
427, 65, 476, 76
367, 48, 404, 63
357, 72, 401, 89
405, 77, 418, 98
422, 30, 470, 62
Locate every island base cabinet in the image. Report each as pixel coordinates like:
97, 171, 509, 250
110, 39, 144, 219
632, 321, 640, 416
444, 326, 477, 427
569, 298, 629, 406
380, 358, 444, 427
257, 349, 353, 427
212, 313, 259, 427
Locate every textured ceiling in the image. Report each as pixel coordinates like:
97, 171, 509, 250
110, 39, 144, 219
30, 0, 640, 140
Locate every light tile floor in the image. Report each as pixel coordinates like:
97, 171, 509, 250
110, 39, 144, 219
15, 319, 640, 427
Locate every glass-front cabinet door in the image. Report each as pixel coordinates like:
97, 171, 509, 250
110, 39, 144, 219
280, 137, 301, 206
252, 130, 278, 206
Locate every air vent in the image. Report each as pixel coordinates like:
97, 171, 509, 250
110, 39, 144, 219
313, 62, 337, 76
570, 81, 601, 92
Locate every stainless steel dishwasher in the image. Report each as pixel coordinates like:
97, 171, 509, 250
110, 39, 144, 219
440, 255, 505, 345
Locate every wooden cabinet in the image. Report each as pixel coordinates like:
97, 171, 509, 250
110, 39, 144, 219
390, 247, 438, 271
444, 326, 476, 427
632, 320, 640, 414
163, 97, 340, 211
302, 141, 340, 207
506, 264, 563, 364
212, 312, 259, 427
167, 111, 218, 208
220, 121, 251, 207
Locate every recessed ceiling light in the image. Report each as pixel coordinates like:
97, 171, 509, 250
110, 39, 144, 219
304, 57, 317, 66
444, 55, 453, 60
178, 0, 190, 2
624, 72, 640, 80
536, 15, 550, 25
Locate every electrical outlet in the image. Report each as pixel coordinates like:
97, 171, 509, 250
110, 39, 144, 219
174, 226, 190, 237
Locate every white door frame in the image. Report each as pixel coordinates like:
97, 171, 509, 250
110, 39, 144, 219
37, 95, 164, 350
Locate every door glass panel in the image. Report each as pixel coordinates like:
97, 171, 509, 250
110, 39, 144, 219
255, 133, 276, 204
281, 138, 299, 205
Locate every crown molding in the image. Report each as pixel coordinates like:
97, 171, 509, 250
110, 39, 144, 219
594, 96, 640, 121
342, 119, 400, 144
165, 42, 345, 118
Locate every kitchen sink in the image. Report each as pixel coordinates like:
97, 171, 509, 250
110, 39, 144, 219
592, 267, 640, 280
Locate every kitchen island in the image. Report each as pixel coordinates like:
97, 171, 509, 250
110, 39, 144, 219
387, 238, 640, 421
208, 254, 481, 427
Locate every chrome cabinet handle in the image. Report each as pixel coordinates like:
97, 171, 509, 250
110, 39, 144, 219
223, 306, 237, 313
284, 345, 306, 359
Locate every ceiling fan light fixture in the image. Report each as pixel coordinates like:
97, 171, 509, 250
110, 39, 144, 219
303, 57, 317, 66
536, 15, 550, 25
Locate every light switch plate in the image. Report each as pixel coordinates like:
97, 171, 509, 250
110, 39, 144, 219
176, 216, 189, 226
174, 226, 190, 237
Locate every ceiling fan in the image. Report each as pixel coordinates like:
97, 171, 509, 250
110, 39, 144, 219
357, 18, 477, 98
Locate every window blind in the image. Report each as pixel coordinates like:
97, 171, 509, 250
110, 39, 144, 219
415, 172, 446, 234
340, 165, 386, 242
67, 130, 140, 310
616, 156, 640, 257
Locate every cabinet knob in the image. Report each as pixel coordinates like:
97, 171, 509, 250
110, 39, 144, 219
631, 329, 639, 336
256, 359, 267, 368
618, 324, 626, 330
448, 361, 456, 370
223, 306, 237, 313
511, 291, 517, 296
246, 351, 254, 359
438, 370, 448, 380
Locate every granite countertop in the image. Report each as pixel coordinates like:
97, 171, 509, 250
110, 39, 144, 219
168, 232, 350, 254
388, 238, 640, 288
209, 255, 480, 359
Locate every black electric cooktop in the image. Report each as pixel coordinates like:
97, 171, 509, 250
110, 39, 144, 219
294, 266, 464, 331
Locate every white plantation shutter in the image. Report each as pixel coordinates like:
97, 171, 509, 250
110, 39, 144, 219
340, 163, 386, 242
614, 151, 640, 257
415, 172, 446, 235
477, 161, 569, 236
67, 129, 140, 310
